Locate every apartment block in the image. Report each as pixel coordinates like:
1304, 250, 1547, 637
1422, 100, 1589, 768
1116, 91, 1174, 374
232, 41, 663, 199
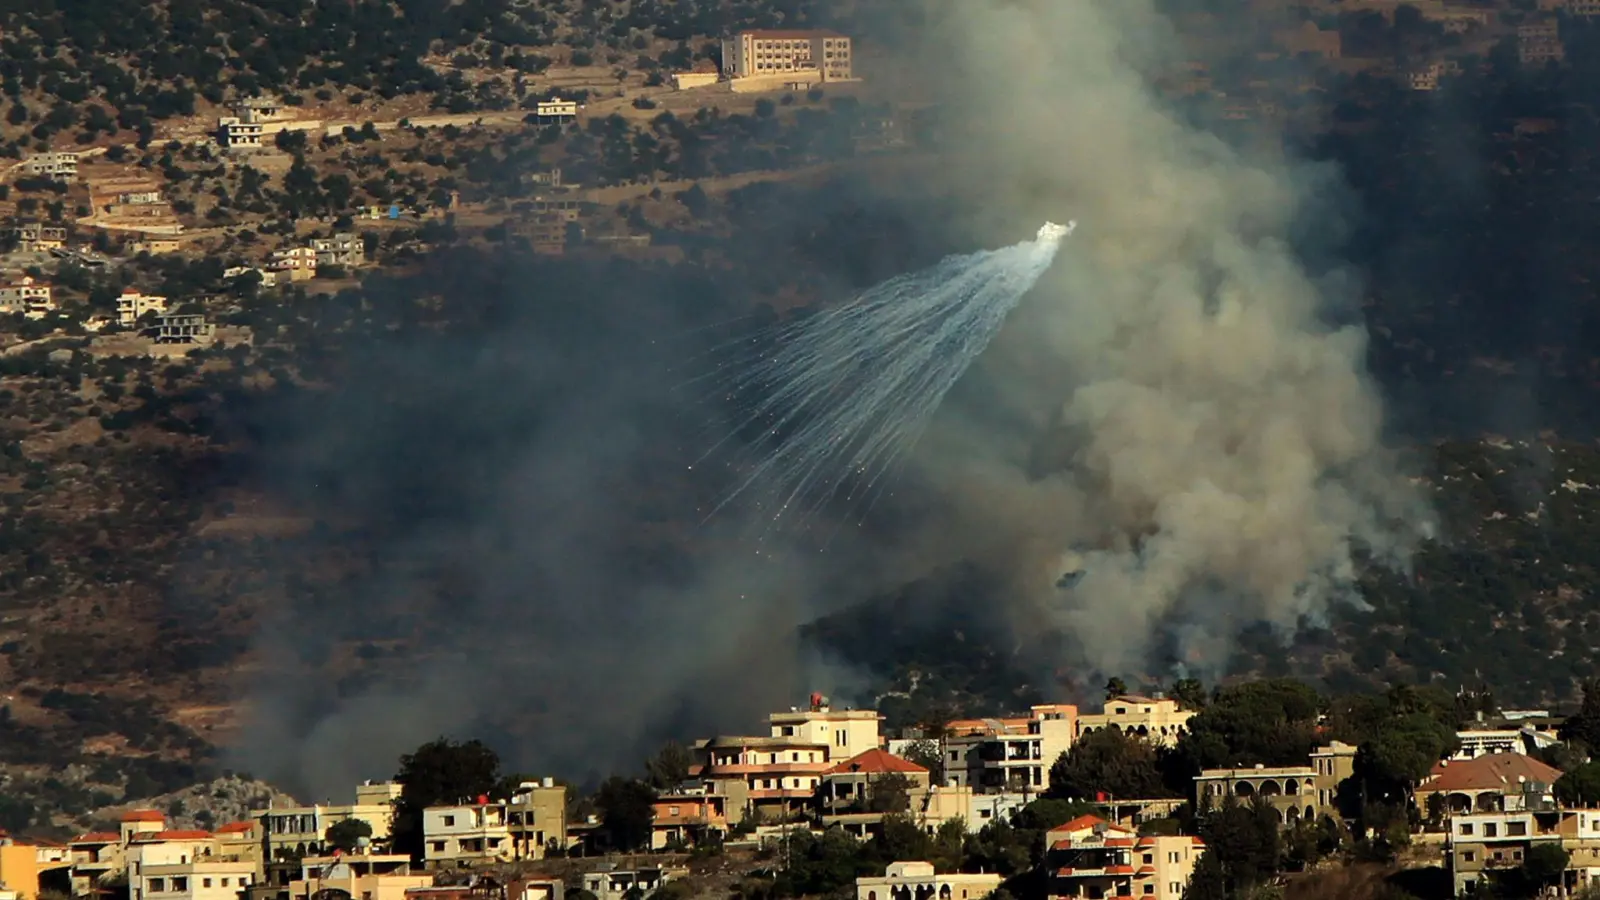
288, 850, 427, 900
1077, 695, 1194, 748
1044, 816, 1205, 900
819, 749, 931, 837
268, 246, 317, 281
312, 232, 365, 268
944, 704, 1077, 794
0, 276, 54, 318
650, 786, 728, 850
20, 152, 78, 181
697, 735, 831, 824
770, 694, 883, 761
720, 30, 853, 90
1194, 764, 1326, 826
116, 289, 167, 326
257, 781, 402, 861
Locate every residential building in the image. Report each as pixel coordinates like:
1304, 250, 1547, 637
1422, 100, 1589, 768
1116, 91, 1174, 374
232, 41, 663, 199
944, 704, 1077, 794
312, 232, 365, 268
132, 238, 183, 255
1453, 727, 1561, 760
67, 832, 124, 896
238, 97, 287, 122
422, 801, 512, 868
579, 867, 682, 900
258, 781, 403, 862
1308, 742, 1358, 810
288, 850, 427, 900
1077, 695, 1194, 748
150, 313, 216, 347
0, 833, 46, 900
1519, 21, 1564, 66
720, 30, 853, 90
819, 749, 932, 838
268, 246, 317, 281
504, 779, 566, 861
854, 861, 1000, 900
528, 99, 578, 124
1443, 807, 1594, 896
1044, 815, 1205, 900
218, 116, 265, 149
696, 735, 831, 824
770, 694, 884, 762
650, 786, 729, 850
1194, 764, 1322, 826
1416, 753, 1562, 816
0, 277, 54, 318
1407, 62, 1444, 92
20, 152, 78, 181
9, 223, 66, 252
116, 289, 168, 326
134, 858, 257, 900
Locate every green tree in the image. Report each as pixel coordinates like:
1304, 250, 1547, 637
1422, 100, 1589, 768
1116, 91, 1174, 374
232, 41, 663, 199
902, 739, 945, 784
1182, 851, 1228, 900
644, 741, 695, 791
868, 772, 913, 814
1105, 677, 1128, 699
1556, 762, 1600, 807
1047, 728, 1171, 801
325, 818, 373, 852
1194, 796, 1280, 895
1352, 712, 1459, 805
1520, 842, 1571, 893
391, 738, 501, 860
1170, 678, 1207, 710
1561, 680, 1600, 753
594, 777, 656, 851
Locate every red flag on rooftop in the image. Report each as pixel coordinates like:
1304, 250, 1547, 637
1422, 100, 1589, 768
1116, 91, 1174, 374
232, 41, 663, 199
1094, 791, 1110, 802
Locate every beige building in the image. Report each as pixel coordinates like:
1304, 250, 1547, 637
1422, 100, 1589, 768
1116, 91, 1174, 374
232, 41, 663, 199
944, 704, 1077, 794
0, 276, 54, 318
20, 152, 78, 181
312, 233, 365, 268
1441, 806, 1600, 895
258, 781, 402, 861
855, 861, 1000, 900
770, 695, 883, 762
1077, 695, 1195, 748
218, 116, 265, 149
819, 749, 932, 838
135, 858, 257, 900
1308, 741, 1358, 810
1044, 816, 1205, 900
116, 289, 168, 326
1416, 753, 1562, 817
1194, 764, 1324, 826
268, 246, 318, 281
288, 851, 427, 900
697, 735, 831, 824
10, 223, 65, 252
720, 30, 853, 91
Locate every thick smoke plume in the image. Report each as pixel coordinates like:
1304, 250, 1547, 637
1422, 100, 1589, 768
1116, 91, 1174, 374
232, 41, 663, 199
905, 0, 1436, 676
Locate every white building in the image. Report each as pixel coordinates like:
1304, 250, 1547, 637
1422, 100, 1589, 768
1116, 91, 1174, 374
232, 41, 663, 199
1453, 727, 1561, 760
116, 289, 168, 327
769, 695, 883, 762
0, 276, 54, 318
422, 802, 511, 868
312, 233, 364, 268
218, 116, 264, 149
20, 152, 78, 180
944, 705, 1077, 794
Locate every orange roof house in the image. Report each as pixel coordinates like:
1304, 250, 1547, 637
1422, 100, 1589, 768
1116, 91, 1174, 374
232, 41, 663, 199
1416, 752, 1562, 814
824, 749, 928, 776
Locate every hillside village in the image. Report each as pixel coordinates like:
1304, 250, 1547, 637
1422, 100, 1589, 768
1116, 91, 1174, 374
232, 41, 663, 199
0, 686, 1597, 900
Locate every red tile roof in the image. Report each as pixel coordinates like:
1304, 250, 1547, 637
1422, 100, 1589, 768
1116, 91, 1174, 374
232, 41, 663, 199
120, 810, 166, 823
71, 832, 119, 844
1050, 814, 1113, 834
1422, 753, 1562, 793
823, 748, 928, 776
216, 822, 255, 834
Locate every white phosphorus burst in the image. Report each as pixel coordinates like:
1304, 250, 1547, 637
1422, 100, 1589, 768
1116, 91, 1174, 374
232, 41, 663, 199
703, 221, 1074, 525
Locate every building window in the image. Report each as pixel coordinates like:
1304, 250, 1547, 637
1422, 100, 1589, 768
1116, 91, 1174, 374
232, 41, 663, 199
151, 880, 166, 893
443, 815, 456, 827
836, 731, 847, 747
1143, 854, 1153, 864
1460, 824, 1474, 836
1485, 824, 1498, 837
431, 842, 445, 852
1463, 852, 1475, 862
173, 879, 188, 892
1169, 852, 1180, 863
1508, 822, 1527, 837
203, 880, 212, 889
1143, 887, 1154, 896
1169, 883, 1181, 895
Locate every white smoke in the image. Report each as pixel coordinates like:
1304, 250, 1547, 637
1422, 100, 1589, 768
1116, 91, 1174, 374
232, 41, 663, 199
906, 0, 1435, 675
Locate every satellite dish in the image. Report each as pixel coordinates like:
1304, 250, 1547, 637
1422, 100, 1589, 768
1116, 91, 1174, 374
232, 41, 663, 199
355, 836, 371, 849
